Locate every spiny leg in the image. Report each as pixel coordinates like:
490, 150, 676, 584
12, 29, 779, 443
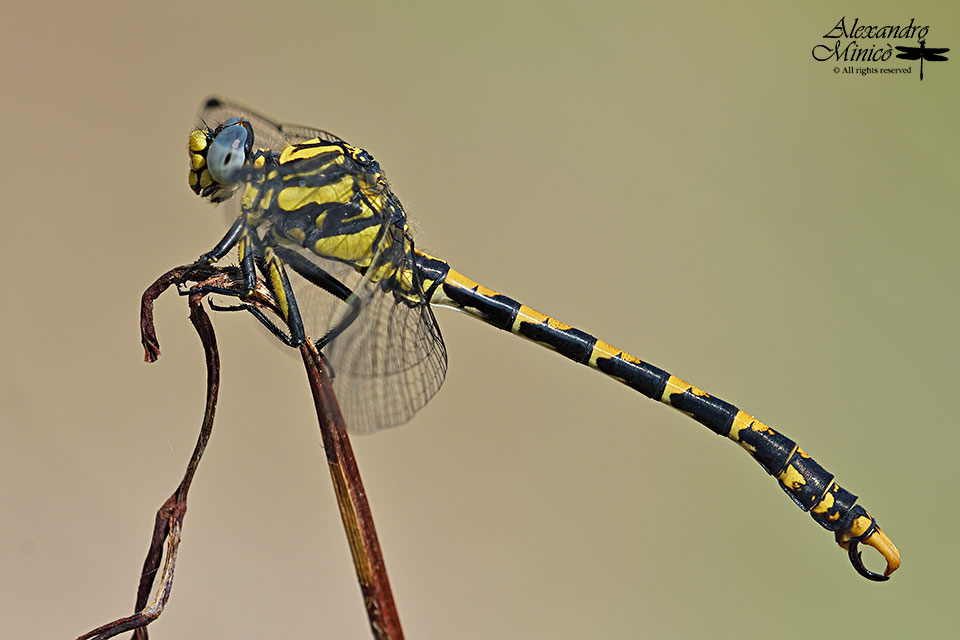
178, 214, 256, 298
209, 299, 301, 347
266, 245, 364, 352
181, 220, 307, 347
270, 245, 354, 303
256, 245, 307, 346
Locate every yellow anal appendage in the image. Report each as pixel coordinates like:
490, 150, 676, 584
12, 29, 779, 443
838, 515, 901, 578
860, 527, 901, 577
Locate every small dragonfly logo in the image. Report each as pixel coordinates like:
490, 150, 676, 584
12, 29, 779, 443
895, 39, 949, 81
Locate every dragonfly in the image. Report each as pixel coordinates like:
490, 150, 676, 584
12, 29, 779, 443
185, 97, 900, 581
895, 39, 950, 81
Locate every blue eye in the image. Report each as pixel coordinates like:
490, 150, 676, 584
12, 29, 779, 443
207, 123, 249, 184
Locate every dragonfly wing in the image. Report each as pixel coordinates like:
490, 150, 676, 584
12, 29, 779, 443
199, 96, 344, 151
272, 238, 369, 342
324, 237, 448, 435
277, 122, 346, 144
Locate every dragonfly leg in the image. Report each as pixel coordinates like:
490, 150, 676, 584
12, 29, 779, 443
210, 299, 301, 347
270, 245, 354, 303
254, 245, 306, 346
179, 220, 258, 297
199, 213, 246, 264
265, 244, 362, 352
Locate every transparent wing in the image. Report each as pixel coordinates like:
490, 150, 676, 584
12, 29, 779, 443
269, 237, 367, 342
267, 227, 447, 434
324, 237, 448, 435
199, 96, 344, 152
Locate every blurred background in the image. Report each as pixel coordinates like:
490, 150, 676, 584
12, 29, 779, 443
2, 1, 956, 638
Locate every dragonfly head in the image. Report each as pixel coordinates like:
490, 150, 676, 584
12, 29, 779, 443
187, 117, 255, 203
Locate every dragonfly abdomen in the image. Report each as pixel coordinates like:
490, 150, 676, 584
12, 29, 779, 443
418, 252, 899, 579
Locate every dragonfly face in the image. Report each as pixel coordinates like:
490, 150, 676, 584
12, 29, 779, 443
188, 118, 256, 203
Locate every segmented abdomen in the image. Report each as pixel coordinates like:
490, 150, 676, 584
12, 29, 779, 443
413, 251, 898, 577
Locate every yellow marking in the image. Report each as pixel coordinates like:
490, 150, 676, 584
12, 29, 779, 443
279, 142, 342, 164
511, 305, 574, 335
188, 171, 198, 188
238, 235, 249, 263
367, 260, 397, 283
729, 412, 785, 457
286, 227, 306, 244
199, 169, 213, 189
443, 269, 481, 294
436, 266, 507, 308
313, 224, 381, 262
811, 483, 837, 515
778, 463, 806, 491
729, 410, 770, 442
188, 130, 207, 152
587, 340, 648, 371
464, 281, 503, 304
341, 206, 374, 223
589, 340, 619, 366
267, 170, 278, 180
661, 375, 710, 407
837, 513, 873, 544
259, 187, 274, 210
190, 153, 205, 170
264, 249, 290, 320
242, 184, 259, 209
662, 375, 691, 402
277, 176, 355, 212
362, 191, 387, 212
396, 266, 414, 292
254, 155, 265, 169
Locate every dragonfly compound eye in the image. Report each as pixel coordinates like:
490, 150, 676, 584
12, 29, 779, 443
207, 123, 250, 184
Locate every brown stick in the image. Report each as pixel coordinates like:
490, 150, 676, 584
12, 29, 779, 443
300, 341, 404, 640
78, 264, 403, 639
78, 267, 223, 640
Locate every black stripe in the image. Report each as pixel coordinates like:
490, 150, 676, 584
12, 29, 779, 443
413, 254, 450, 284
517, 322, 596, 365
811, 483, 859, 532
736, 424, 796, 476
413, 255, 451, 300
442, 284, 520, 331
668, 389, 738, 436
595, 354, 670, 400
779, 450, 835, 511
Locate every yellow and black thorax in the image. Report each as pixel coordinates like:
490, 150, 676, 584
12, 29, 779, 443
189, 118, 415, 289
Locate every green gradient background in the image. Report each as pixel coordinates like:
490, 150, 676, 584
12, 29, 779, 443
2, 1, 956, 638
